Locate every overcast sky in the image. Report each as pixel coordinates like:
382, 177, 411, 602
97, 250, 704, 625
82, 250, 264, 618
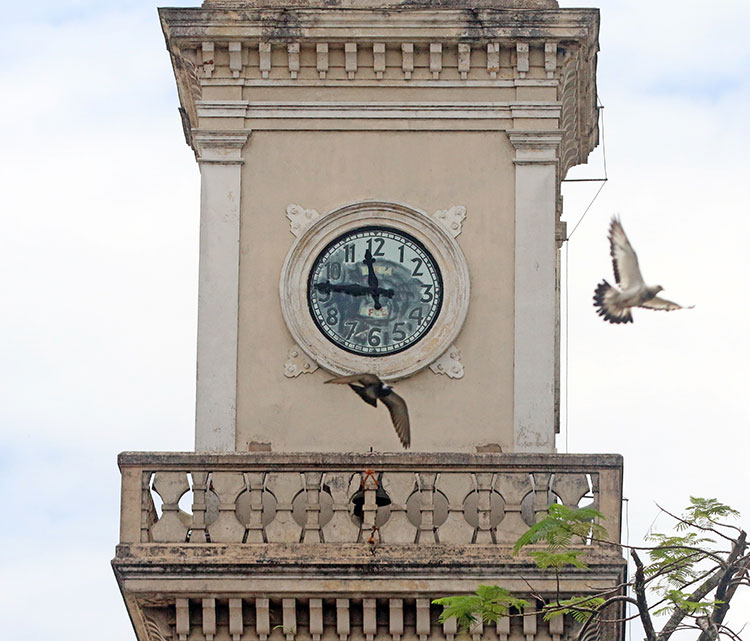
1, 1, 748, 639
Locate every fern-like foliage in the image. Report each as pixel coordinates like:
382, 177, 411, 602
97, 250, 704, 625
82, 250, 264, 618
513, 504, 607, 554
543, 597, 607, 623
679, 497, 739, 530
433, 586, 529, 629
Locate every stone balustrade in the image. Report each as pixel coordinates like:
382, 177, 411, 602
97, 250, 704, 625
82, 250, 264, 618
115, 453, 624, 641
118, 452, 622, 547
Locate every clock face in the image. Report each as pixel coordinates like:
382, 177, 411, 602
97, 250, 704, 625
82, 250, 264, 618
307, 226, 443, 356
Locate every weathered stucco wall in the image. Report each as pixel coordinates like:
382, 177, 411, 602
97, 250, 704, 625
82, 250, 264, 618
236, 129, 516, 452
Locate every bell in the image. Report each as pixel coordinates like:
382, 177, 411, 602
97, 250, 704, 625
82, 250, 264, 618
351, 472, 391, 519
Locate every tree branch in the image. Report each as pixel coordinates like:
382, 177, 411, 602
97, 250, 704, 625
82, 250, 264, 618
631, 550, 658, 641
698, 531, 748, 641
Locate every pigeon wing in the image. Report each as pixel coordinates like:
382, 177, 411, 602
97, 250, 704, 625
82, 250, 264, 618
349, 384, 378, 407
609, 218, 645, 290
639, 296, 693, 312
380, 391, 411, 449
325, 374, 381, 386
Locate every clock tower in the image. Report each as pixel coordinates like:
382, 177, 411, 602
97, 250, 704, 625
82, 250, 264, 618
113, 1, 625, 640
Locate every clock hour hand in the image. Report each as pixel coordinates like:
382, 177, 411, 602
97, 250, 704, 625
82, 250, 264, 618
314, 280, 394, 300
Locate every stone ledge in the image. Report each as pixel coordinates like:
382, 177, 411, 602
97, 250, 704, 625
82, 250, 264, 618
114, 542, 624, 567
118, 451, 623, 469
202, 0, 559, 8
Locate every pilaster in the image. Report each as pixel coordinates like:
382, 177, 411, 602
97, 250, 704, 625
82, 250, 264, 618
193, 130, 250, 451
508, 130, 562, 453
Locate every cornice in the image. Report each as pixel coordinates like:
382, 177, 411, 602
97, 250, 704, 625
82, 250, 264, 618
159, 7, 599, 41
161, 6, 598, 166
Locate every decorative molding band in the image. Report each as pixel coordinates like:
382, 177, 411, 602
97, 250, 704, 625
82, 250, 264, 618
201, 79, 560, 89
196, 101, 562, 121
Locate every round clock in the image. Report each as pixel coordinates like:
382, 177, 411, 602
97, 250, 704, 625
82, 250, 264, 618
307, 226, 443, 356
280, 201, 469, 380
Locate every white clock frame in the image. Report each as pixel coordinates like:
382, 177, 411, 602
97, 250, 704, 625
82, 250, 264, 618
280, 200, 470, 380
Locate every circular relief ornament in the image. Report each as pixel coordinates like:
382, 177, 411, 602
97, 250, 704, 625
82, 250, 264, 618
280, 201, 469, 380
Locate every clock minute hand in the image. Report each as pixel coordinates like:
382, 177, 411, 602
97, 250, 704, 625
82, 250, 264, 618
363, 248, 383, 310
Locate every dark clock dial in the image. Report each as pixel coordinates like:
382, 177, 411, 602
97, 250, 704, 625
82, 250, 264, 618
307, 226, 443, 356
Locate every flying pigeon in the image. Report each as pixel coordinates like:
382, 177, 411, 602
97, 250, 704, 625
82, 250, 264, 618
593, 216, 692, 324
325, 374, 410, 449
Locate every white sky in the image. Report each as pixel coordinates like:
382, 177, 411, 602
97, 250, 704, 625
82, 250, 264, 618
1, 1, 748, 639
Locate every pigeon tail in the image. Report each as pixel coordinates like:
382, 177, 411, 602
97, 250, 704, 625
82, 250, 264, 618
593, 280, 633, 324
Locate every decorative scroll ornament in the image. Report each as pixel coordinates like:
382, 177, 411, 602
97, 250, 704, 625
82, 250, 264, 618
432, 205, 466, 238
284, 345, 319, 378
287, 204, 322, 237
429, 345, 464, 379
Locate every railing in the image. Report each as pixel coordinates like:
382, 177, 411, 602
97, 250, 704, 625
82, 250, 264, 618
118, 452, 622, 547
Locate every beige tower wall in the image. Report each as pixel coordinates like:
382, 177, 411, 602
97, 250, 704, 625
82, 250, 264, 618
160, 5, 600, 454
236, 130, 515, 452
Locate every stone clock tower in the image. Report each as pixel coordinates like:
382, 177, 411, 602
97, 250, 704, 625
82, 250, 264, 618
113, 1, 625, 640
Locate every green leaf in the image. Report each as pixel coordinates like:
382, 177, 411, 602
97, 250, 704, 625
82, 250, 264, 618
433, 587, 528, 631
543, 597, 606, 623
529, 550, 588, 570
513, 504, 607, 555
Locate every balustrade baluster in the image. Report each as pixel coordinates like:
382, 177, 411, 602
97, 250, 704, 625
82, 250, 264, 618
302, 472, 323, 543
207, 471, 245, 543
475, 472, 494, 543
190, 472, 209, 543
151, 472, 190, 543
416, 473, 438, 543
378, 472, 416, 543
436, 473, 474, 544
532, 472, 552, 523
322, 472, 359, 543
265, 472, 303, 543
494, 473, 533, 544
244, 472, 265, 543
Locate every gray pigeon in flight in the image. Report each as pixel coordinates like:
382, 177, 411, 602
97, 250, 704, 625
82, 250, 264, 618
325, 374, 410, 449
594, 216, 693, 324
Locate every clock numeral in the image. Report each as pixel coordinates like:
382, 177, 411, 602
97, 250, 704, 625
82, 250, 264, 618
317, 288, 331, 303
420, 284, 433, 302
366, 237, 385, 257
326, 262, 341, 280
326, 308, 339, 326
344, 244, 355, 263
411, 257, 424, 277
392, 322, 407, 342
367, 327, 382, 347
343, 320, 358, 340
398, 244, 405, 263
409, 307, 424, 324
